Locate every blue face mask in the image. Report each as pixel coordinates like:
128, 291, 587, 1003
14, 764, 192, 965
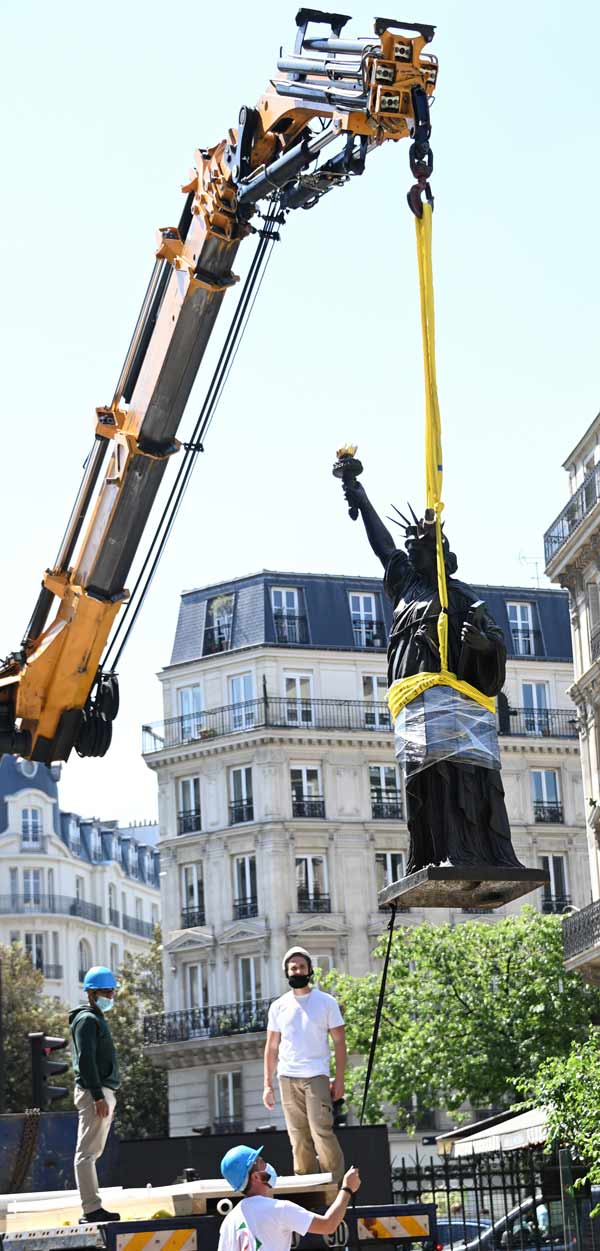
96, 996, 114, 1012
264, 1163, 278, 1188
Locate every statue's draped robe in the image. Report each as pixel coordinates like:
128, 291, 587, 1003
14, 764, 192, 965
384, 549, 523, 872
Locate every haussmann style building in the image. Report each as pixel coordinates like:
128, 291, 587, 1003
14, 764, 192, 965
140, 568, 589, 1141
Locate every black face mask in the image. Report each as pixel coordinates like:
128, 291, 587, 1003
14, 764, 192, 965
288, 973, 311, 989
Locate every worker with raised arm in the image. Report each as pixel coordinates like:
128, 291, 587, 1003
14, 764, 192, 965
263, 946, 346, 1186
218, 1144, 360, 1251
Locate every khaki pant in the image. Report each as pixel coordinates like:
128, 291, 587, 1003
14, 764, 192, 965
279, 1075, 344, 1185
74, 1085, 117, 1215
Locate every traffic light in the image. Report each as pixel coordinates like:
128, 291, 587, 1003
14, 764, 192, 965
29, 1031, 69, 1109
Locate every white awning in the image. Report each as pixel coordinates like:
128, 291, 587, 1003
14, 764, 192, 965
438, 1108, 549, 1158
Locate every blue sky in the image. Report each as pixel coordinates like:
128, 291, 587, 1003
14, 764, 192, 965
1, 0, 598, 821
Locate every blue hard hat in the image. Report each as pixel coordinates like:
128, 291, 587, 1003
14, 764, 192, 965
83, 966, 118, 990
220, 1144, 264, 1192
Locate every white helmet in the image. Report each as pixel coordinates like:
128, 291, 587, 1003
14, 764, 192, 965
282, 946, 313, 974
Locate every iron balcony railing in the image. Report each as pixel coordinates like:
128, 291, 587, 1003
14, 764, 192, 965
0, 894, 103, 923
143, 696, 392, 754
178, 809, 202, 836
144, 999, 271, 1045
108, 907, 120, 927
292, 794, 325, 819
122, 913, 154, 938
273, 614, 309, 644
43, 964, 63, 979
533, 801, 564, 823
500, 707, 578, 738
592, 625, 600, 664
544, 460, 600, 566
181, 906, 206, 928
541, 894, 572, 915
229, 800, 254, 825
351, 618, 387, 649
233, 897, 259, 919
297, 892, 331, 913
213, 1117, 244, 1134
371, 789, 404, 820
563, 899, 600, 960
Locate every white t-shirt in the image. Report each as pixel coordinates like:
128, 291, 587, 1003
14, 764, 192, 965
218, 1195, 313, 1251
267, 987, 344, 1078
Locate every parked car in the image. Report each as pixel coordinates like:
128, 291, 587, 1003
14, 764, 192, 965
429, 1219, 492, 1250
463, 1198, 576, 1251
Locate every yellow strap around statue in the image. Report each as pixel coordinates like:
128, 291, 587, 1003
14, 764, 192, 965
388, 204, 495, 721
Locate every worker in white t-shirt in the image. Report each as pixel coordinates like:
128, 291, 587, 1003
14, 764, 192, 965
218, 1143, 360, 1251
263, 946, 346, 1185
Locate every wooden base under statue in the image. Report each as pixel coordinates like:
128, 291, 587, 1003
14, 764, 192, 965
378, 865, 549, 911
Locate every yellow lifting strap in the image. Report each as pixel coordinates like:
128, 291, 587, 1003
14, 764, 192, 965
388, 204, 495, 722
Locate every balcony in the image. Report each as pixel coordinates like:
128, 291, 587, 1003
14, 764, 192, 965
144, 999, 270, 1045
0, 894, 103, 923
533, 801, 564, 824
229, 800, 254, 825
181, 906, 206, 928
43, 964, 63, 980
108, 907, 120, 928
510, 628, 542, 657
122, 913, 154, 938
371, 790, 403, 820
233, 897, 259, 920
297, 892, 331, 914
544, 461, 600, 567
499, 707, 578, 738
143, 696, 392, 754
274, 614, 309, 644
351, 619, 387, 650
203, 621, 232, 656
213, 1117, 244, 1134
20, 836, 48, 854
563, 900, 600, 962
178, 809, 202, 836
542, 894, 572, 915
292, 794, 325, 819
592, 626, 600, 664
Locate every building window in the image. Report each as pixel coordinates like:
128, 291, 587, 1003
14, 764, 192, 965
91, 829, 102, 862
9, 931, 20, 946
25, 932, 45, 972
23, 869, 42, 906
284, 674, 314, 726
121, 891, 127, 923
78, 938, 93, 983
588, 582, 600, 662
229, 673, 256, 730
178, 777, 202, 835
70, 819, 81, 852
214, 1071, 243, 1134
151, 904, 159, 927
370, 764, 403, 819
312, 952, 334, 973
362, 674, 390, 729
47, 869, 55, 903
272, 588, 307, 643
349, 591, 384, 649
178, 684, 204, 741
204, 594, 234, 655
507, 602, 536, 656
135, 898, 143, 922
522, 682, 550, 734
531, 770, 563, 823
181, 864, 205, 927
21, 807, 42, 843
186, 962, 209, 1013
290, 766, 325, 818
110, 942, 119, 970
296, 855, 330, 912
230, 767, 254, 824
233, 855, 257, 919
75, 876, 85, 901
540, 854, 570, 913
108, 884, 118, 925
10, 868, 18, 905
375, 851, 405, 896
239, 954, 262, 1004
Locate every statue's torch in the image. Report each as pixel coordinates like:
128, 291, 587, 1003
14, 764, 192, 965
332, 444, 364, 521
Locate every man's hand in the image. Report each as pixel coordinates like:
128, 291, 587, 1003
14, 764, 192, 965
461, 621, 494, 654
342, 1166, 360, 1194
94, 1097, 110, 1118
330, 1075, 344, 1102
262, 1084, 275, 1110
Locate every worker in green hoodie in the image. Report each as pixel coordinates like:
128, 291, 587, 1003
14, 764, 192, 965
69, 965, 121, 1224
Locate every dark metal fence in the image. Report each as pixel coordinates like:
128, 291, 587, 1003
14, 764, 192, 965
143, 697, 392, 754
544, 461, 600, 566
144, 1000, 270, 1044
392, 1149, 589, 1251
0, 894, 103, 923
563, 898, 600, 960
499, 709, 577, 739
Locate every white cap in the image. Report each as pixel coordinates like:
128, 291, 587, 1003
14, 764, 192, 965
282, 946, 313, 973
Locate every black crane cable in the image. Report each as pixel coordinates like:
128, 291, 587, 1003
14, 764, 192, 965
101, 193, 284, 674
359, 903, 397, 1126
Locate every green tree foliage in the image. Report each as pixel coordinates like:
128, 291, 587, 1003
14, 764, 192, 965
516, 1027, 600, 1187
109, 929, 168, 1140
0, 942, 73, 1113
322, 909, 600, 1128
